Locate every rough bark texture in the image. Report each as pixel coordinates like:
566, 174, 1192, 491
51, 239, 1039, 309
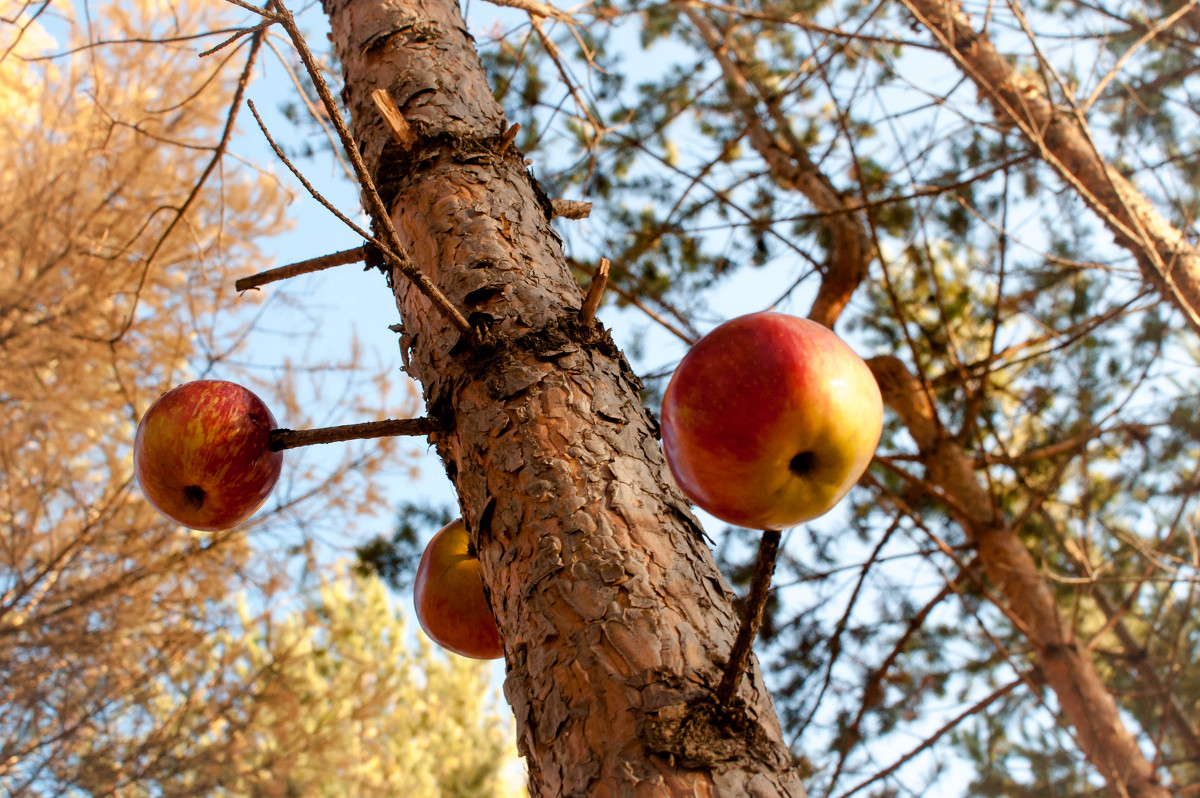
900, 0, 1200, 336
869, 355, 1171, 798
320, 0, 806, 793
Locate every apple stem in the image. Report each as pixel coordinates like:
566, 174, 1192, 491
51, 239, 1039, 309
235, 246, 366, 292
579, 257, 610, 326
716, 528, 783, 705
268, 417, 441, 451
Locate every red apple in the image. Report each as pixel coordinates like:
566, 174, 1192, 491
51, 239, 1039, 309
134, 380, 283, 531
413, 518, 503, 660
661, 312, 882, 530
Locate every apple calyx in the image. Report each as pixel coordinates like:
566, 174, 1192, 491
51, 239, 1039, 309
788, 450, 817, 477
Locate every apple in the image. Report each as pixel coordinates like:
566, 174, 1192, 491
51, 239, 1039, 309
661, 311, 882, 530
134, 380, 283, 531
413, 518, 503, 660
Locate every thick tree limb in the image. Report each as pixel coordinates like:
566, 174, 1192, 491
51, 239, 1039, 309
868, 355, 1171, 798
899, 0, 1200, 337
681, 3, 873, 329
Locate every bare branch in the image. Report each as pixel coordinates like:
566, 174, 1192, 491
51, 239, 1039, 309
715, 529, 782, 705
235, 246, 365, 292
266, 0, 476, 341
245, 99, 473, 338
269, 418, 441, 451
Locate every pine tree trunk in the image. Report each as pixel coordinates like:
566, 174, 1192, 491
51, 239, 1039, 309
899, 0, 1200, 337
321, 0, 806, 793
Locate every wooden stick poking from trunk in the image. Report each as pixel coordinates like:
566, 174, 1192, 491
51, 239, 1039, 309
236, 246, 365, 292
498, 122, 521, 151
579, 257, 610, 326
269, 417, 440, 451
550, 199, 592, 219
715, 528, 782, 704
371, 89, 416, 148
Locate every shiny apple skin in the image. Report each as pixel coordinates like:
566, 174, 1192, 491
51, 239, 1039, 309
661, 312, 882, 530
413, 518, 504, 660
134, 380, 283, 532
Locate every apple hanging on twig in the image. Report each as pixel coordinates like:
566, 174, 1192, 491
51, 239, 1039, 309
414, 518, 504, 660
134, 380, 283, 531
661, 312, 882, 530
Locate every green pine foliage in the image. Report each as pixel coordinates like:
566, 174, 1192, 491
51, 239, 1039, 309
470, 0, 1200, 792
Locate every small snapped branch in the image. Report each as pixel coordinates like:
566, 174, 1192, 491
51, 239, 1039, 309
269, 417, 441, 451
371, 88, 416, 148
235, 246, 365, 291
715, 528, 782, 704
498, 122, 521, 151
550, 199, 592, 219
579, 257, 609, 326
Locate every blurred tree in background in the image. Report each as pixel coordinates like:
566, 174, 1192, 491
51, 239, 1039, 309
470, 0, 1200, 792
0, 1, 515, 794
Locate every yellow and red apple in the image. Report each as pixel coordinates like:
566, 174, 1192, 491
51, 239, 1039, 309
413, 518, 503, 660
661, 311, 882, 530
134, 380, 283, 531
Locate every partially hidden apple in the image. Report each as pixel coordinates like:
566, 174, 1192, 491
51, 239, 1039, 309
134, 380, 283, 532
661, 311, 882, 530
413, 518, 503, 660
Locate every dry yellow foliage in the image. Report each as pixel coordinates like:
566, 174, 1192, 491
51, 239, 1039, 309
0, 1, 451, 792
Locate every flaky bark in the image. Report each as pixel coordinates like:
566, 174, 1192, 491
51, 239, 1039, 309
869, 355, 1171, 798
900, 0, 1200, 336
321, 0, 805, 793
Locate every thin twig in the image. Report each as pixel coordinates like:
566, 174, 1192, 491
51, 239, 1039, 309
220, 0, 281, 18
267, 0, 475, 340
834, 678, 1023, 798
483, 0, 576, 23
199, 20, 273, 58
269, 418, 441, 451
716, 529, 782, 704
579, 257, 609, 325
235, 246, 365, 291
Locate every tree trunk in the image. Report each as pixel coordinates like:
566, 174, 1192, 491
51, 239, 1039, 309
320, 0, 806, 793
